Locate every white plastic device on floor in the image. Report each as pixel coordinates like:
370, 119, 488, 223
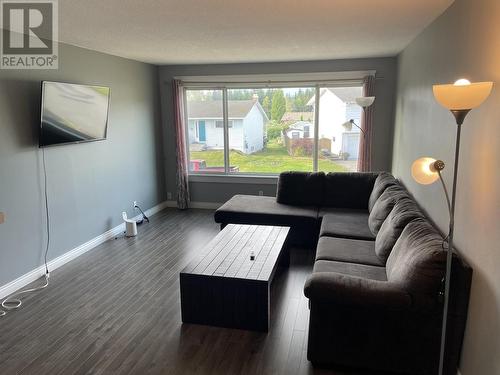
122, 212, 138, 237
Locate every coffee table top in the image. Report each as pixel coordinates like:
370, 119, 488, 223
181, 224, 290, 281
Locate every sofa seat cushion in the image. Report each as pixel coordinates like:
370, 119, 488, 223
368, 172, 398, 212
368, 184, 410, 235
316, 236, 384, 267
313, 260, 387, 281
214, 194, 318, 226
319, 209, 375, 241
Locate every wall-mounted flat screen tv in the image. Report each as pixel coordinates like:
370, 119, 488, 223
40, 81, 110, 147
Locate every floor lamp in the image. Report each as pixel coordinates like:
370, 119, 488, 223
411, 79, 493, 375
341, 96, 376, 136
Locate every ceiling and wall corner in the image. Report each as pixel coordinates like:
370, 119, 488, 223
392, 0, 500, 374
57, 0, 454, 64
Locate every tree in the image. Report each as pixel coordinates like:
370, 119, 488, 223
266, 120, 288, 140
271, 90, 286, 121
290, 88, 314, 111
261, 96, 271, 117
211, 90, 222, 100
285, 93, 293, 112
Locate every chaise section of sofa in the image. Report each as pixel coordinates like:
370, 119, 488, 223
214, 194, 318, 227
214, 194, 320, 246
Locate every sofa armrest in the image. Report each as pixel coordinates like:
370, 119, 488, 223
304, 272, 411, 311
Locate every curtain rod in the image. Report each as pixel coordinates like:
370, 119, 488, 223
177, 77, 382, 86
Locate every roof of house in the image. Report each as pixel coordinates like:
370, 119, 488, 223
287, 121, 312, 131
187, 100, 268, 120
306, 87, 363, 106
328, 87, 363, 102
281, 112, 314, 122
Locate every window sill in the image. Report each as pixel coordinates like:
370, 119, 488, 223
188, 174, 279, 185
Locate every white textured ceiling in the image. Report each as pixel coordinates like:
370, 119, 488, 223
59, 0, 454, 65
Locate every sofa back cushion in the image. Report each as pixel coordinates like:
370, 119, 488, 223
375, 197, 424, 262
368, 172, 398, 212
386, 219, 446, 310
323, 172, 378, 209
368, 184, 409, 235
276, 171, 325, 206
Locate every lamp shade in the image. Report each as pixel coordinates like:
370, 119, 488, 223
411, 157, 440, 185
342, 120, 353, 131
355, 96, 375, 108
433, 80, 493, 110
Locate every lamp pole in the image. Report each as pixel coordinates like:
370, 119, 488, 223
438, 116, 463, 375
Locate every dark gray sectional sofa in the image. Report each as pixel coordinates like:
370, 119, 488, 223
214, 171, 472, 375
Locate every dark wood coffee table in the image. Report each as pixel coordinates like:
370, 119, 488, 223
180, 224, 290, 332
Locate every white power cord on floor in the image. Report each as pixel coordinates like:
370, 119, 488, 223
0, 147, 51, 317
1, 273, 50, 312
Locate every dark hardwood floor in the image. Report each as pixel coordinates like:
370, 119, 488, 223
0, 209, 372, 375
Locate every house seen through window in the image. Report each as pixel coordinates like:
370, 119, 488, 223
185, 85, 363, 175
215, 120, 233, 128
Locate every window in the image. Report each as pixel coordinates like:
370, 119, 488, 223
303, 125, 310, 138
184, 82, 363, 175
227, 87, 312, 173
317, 86, 363, 172
186, 89, 224, 174
215, 120, 233, 128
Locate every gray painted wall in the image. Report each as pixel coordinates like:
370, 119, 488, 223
393, 0, 500, 374
0, 43, 164, 287
159, 58, 397, 203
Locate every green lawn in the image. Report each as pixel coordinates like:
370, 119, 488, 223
190, 140, 347, 174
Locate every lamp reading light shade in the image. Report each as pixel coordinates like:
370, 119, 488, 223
342, 120, 353, 131
411, 157, 445, 185
433, 79, 493, 110
341, 119, 365, 136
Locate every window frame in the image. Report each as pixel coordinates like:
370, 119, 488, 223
215, 120, 233, 128
303, 125, 310, 139
181, 73, 371, 179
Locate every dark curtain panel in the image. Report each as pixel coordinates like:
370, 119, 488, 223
357, 75, 375, 172
172, 79, 190, 209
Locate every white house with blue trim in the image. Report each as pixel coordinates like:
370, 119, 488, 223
187, 99, 268, 154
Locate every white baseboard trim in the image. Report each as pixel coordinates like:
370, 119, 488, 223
165, 200, 223, 210
0, 201, 168, 300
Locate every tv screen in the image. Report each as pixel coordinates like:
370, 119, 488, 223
40, 81, 110, 147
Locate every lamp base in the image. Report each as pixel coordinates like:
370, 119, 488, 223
451, 110, 470, 125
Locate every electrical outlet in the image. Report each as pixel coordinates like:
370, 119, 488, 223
167, 192, 172, 200
133, 201, 138, 208
258, 190, 264, 196
0, 212, 4, 224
